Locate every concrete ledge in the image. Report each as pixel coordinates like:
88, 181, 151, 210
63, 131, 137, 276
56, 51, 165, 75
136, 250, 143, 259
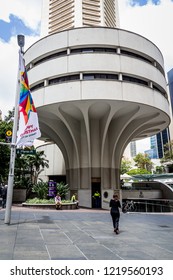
22, 202, 78, 210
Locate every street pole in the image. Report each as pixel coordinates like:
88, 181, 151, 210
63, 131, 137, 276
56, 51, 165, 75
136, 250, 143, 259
4, 35, 25, 224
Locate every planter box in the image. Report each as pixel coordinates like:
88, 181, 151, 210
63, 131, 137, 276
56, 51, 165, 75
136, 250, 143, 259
22, 202, 78, 210
13, 189, 27, 202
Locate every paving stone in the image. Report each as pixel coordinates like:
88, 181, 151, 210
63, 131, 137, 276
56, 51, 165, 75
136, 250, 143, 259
46, 244, 86, 260
0, 207, 173, 260
40, 229, 72, 245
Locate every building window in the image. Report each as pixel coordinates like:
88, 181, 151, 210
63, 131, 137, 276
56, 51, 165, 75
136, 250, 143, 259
33, 51, 67, 67
30, 82, 44, 92
83, 73, 118, 80
49, 74, 80, 85
70, 47, 117, 54
123, 75, 148, 86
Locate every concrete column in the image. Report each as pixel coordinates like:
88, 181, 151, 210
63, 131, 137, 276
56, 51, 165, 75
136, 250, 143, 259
74, 0, 82, 27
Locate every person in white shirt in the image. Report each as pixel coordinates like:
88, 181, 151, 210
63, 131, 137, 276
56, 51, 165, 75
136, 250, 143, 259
55, 193, 62, 210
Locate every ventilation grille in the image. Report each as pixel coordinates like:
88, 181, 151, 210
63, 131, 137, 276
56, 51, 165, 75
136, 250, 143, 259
82, 0, 101, 26
49, 0, 75, 33
104, 0, 116, 27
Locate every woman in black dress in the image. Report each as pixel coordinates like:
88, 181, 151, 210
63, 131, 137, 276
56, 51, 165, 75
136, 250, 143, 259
109, 194, 121, 234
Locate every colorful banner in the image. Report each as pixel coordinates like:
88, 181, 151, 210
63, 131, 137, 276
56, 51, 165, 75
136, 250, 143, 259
16, 51, 41, 146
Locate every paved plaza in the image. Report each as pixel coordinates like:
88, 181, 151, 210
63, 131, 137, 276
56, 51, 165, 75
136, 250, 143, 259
0, 206, 173, 260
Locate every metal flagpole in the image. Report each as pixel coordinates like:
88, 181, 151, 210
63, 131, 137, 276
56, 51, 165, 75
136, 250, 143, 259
4, 35, 25, 224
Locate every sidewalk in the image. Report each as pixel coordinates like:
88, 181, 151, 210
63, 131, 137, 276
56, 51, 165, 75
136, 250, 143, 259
0, 206, 173, 260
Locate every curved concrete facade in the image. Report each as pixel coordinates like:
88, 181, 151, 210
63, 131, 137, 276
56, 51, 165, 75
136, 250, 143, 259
25, 27, 170, 208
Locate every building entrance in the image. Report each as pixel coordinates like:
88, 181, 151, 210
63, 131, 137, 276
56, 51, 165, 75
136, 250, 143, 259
92, 178, 101, 208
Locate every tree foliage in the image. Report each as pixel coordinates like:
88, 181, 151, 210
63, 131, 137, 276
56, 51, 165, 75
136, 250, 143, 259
160, 140, 173, 163
15, 149, 49, 198
121, 158, 132, 174
0, 110, 14, 182
128, 168, 151, 175
24, 150, 49, 185
133, 153, 153, 172
4, 108, 15, 122
56, 182, 69, 200
32, 180, 48, 199
153, 166, 165, 174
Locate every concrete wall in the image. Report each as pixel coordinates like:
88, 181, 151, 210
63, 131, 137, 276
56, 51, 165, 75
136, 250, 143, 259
132, 181, 173, 200
122, 189, 162, 200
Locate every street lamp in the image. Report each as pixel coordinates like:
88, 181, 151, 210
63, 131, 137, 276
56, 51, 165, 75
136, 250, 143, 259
17, 35, 25, 52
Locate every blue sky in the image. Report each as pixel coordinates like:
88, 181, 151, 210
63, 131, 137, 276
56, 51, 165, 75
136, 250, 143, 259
0, 14, 38, 42
130, 0, 172, 5
0, 0, 42, 42
130, 0, 160, 5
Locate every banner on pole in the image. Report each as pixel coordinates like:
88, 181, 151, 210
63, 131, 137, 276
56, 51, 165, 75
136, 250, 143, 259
16, 51, 41, 146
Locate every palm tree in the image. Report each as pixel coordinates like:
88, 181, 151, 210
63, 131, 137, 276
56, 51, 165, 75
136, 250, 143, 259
26, 150, 49, 184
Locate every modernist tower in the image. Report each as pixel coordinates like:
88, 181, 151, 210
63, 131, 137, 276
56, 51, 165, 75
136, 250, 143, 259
25, 0, 170, 208
41, 0, 119, 36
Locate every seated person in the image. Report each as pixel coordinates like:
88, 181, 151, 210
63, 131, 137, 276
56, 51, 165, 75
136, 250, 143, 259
55, 193, 62, 209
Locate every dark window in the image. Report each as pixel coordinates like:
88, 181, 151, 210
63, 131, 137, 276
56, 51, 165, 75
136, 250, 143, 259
123, 75, 148, 86
153, 84, 167, 98
70, 47, 116, 54
34, 51, 67, 66
30, 82, 44, 91
49, 74, 80, 85
121, 50, 152, 64
121, 49, 164, 75
83, 73, 118, 80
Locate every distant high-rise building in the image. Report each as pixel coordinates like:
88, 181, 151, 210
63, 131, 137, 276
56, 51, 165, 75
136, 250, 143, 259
150, 135, 158, 158
41, 0, 120, 36
145, 135, 158, 159
146, 129, 170, 159
156, 128, 170, 158
130, 141, 136, 158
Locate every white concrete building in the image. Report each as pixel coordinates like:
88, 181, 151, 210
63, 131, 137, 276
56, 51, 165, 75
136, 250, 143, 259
26, 0, 170, 208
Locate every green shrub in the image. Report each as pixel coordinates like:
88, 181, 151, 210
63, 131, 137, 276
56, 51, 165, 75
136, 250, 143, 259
32, 180, 48, 199
56, 182, 69, 199
26, 198, 55, 204
25, 198, 71, 204
31, 180, 69, 200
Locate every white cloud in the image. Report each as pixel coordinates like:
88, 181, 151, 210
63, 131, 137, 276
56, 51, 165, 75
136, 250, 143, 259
0, 0, 42, 31
0, 0, 42, 117
0, 38, 18, 116
0, 35, 40, 117
118, 0, 173, 72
